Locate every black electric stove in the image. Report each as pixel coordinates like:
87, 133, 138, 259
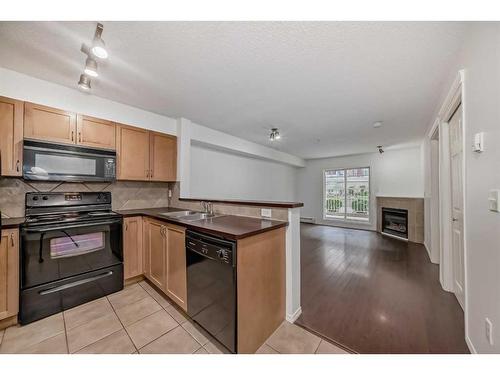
20, 192, 123, 324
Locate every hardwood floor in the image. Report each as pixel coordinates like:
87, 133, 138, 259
296, 224, 469, 354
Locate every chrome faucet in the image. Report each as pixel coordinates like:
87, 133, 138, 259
201, 201, 214, 217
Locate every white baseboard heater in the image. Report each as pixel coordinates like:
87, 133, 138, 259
300, 217, 316, 224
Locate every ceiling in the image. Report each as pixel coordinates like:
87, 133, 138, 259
0, 22, 467, 159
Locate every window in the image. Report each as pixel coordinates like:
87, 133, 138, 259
324, 167, 370, 222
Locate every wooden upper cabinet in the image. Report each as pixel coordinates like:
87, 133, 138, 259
116, 124, 150, 180
143, 218, 167, 291
123, 216, 143, 280
76, 114, 116, 150
150, 132, 177, 182
0, 96, 23, 176
0, 229, 19, 321
24, 102, 77, 144
165, 224, 187, 311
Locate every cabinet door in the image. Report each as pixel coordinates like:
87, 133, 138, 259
0, 229, 19, 320
123, 216, 143, 280
76, 114, 116, 150
0, 96, 23, 176
143, 219, 166, 290
150, 132, 177, 182
165, 224, 187, 311
24, 102, 77, 144
116, 124, 150, 180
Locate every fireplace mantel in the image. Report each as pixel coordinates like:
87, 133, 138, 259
376, 196, 424, 244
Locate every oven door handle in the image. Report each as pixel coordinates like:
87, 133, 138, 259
38, 271, 114, 296
23, 219, 121, 233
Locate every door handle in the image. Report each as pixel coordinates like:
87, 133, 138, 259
10, 233, 14, 247
452, 218, 458, 222
71, 131, 74, 142
16, 160, 20, 172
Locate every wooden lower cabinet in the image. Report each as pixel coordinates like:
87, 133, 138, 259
141, 218, 187, 311
123, 216, 143, 280
0, 228, 19, 322
165, 224, 187, 310
236, 227, 286, 353
143, 218, 167, 290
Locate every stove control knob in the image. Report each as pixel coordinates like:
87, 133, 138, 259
216, 249, 225, 260
42, 196, 49, 200
32, 196, 39, 201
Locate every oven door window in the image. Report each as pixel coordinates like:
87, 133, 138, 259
50, 232, 105, 259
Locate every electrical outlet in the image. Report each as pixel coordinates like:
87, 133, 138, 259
168, 189, 172, 198
261, 208, 272, 218
485, 318, 494, 346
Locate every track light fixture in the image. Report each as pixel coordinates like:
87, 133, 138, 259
78, 74, 91, 91
84, 56, 98, 77
270, 128, 281, 141
377, 145, 384, 154
91, 23, 108, 59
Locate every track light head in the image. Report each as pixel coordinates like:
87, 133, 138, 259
377, 145, 384, 154
78, 74, 91, 91
91, 23, 108, 59
270, 128, 281, 141
84, 57, 98, 77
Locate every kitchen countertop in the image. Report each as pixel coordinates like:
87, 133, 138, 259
116, 207, 288, 240
1, 217, 26, 229
179, 197, 303, 208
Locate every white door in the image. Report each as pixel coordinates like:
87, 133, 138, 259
449, 104, 465, 309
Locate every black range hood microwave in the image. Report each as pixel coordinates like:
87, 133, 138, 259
23, 139, 116, 182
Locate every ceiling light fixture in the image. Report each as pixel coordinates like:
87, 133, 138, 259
84, 56, 98, 77
78, 74, 91, 91
91, 23, 108, 59
373, 121, 383, 128
269, 128, 281, 141
377, 145, 384, 154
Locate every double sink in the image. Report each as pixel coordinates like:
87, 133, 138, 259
159, 210, 220, 222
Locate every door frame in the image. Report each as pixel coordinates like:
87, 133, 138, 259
431, 70, 469, 346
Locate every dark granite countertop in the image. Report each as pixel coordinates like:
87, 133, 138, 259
179, 197, 303, 208
1, 217, 26, 229
116, 207, 288, 240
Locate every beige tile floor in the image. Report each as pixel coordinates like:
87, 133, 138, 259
0, 281, 348, 354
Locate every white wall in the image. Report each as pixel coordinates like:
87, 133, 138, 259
190, 143, 298, 201
0, 67, 177, 135
422, 23, 500, 353
296, 147, 423, 230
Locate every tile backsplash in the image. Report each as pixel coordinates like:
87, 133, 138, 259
0, 178, 171, 218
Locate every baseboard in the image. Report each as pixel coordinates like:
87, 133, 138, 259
465, 335, 477, 354
286, 306, 302, 323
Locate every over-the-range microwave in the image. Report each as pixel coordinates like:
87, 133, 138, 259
23, 139, 116, 182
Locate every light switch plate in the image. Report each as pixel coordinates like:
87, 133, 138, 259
261, 208, 272, 218
473, 132, 484, 152
488, 190, 500, 212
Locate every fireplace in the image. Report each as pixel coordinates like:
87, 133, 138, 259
382, 207, 408, 240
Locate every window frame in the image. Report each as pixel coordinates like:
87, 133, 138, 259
322, 166, 371, 224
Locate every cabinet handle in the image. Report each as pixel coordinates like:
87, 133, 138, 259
71, 131, 74, 142
125, 223, 128, 231
146, 170, 149, 178
10, 233, 14, 247
78, 132, 82, 142
16, 160, 20, 172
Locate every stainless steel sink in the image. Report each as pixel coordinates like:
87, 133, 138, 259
159, 211, 219, 222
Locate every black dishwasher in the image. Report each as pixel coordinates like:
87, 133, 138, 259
186, 230, 236, 353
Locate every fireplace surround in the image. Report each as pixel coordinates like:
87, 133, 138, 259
376, 196, 424, 243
